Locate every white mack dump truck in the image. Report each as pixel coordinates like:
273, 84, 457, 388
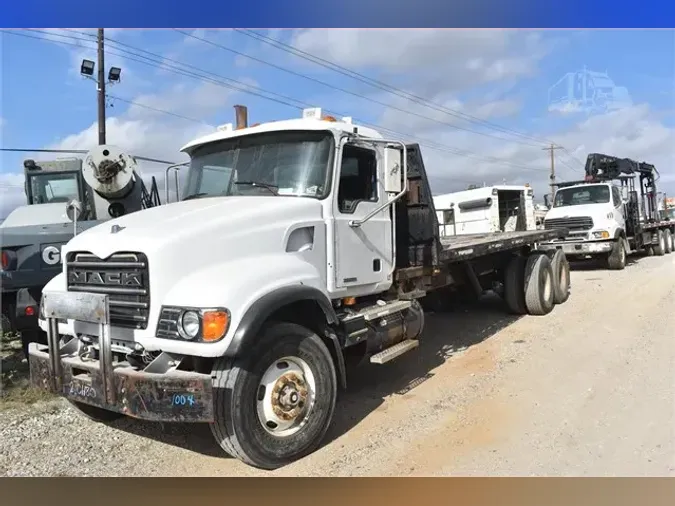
31, 107, 571, 470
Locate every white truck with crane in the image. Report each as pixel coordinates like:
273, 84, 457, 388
539, 153, 675, 268
30, 106, 571, 470
0, 147, 163, 356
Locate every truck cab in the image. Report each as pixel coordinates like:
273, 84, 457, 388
543, 182, 626, 249
1, 158, 88, 229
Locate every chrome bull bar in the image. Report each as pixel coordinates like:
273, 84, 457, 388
42, 290, 116, 406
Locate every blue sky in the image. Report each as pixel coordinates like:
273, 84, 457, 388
1, 28, 674, 217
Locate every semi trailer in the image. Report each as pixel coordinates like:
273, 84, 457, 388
0, 147, 163, 356
30, 107, 571, 470
540, 153, 675, 269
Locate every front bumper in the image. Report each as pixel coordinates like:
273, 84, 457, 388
29, 290, 214, 423
538, 240, 613, 256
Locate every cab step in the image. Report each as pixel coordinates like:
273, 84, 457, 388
370, 339, 419, 365
352, 299, 412, 322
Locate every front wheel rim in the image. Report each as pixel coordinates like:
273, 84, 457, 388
256, 356, 317, 437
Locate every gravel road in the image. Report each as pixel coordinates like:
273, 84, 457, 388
1, 253, 674, 477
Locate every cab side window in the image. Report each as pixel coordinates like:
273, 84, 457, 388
612, 186, 622, 207
337, 145, 377, 214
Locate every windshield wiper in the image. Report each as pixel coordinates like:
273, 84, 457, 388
233, 181, 279, 195
182, 192, 210, 201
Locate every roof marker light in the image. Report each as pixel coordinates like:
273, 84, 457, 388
217, 123, 233, 132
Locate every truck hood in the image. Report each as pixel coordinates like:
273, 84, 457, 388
545, 203, 613, 221
63, 196, 325, 260
0, 203, 72, 228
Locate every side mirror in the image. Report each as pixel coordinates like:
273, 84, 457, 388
66, 198, 83, 222
383, 147, 403, 193
543, 194, 552, 208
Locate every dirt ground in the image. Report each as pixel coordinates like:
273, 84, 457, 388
1, 253, 674, 477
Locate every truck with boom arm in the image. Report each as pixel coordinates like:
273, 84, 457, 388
0, 146, 163, 356
30, 107, 571, 470
539, 153, 675, 269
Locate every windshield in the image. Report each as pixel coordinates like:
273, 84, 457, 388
553, 185, 610, 207
183, 130, 334, 200
28, 171, 81, 205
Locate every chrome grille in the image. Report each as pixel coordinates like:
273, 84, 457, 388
66, 252, 150, 329
544, 216, 594, 231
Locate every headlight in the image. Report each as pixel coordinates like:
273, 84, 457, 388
179, 310, 201, 340
158, 306, 230, 343
592, 230, 610, 239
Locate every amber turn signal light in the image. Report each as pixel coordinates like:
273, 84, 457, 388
202, 310, 230, 342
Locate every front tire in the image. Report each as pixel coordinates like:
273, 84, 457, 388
210, 322, 338, 470
606, 239, 627, 270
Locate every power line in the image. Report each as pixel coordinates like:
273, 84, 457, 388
106, 94, 209, 125
178, 29, 547, 149
234, 29, 561, 147
231, 29, 587, 174
178, 28, 583, 174
97, 31, 554, 174
3, 28, 555, 176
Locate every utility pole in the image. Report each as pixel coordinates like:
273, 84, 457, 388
543, 143, 563, 197
97, 28, 106, 145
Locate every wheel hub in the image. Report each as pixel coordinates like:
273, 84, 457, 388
257, 356, 317, 437
271, 372, 308, 421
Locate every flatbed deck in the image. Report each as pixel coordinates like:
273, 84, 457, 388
439, 228, 569, 262
641, 221, 674, 231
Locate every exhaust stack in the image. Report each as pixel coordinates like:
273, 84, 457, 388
234, 105, 248, 130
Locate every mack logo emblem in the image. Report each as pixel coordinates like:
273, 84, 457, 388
69, 270, 142, 286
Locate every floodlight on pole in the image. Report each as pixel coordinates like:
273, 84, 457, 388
80, 59, 95, 77
108, 66, 121, 83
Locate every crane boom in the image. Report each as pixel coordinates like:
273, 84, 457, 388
584, 152, 659, 182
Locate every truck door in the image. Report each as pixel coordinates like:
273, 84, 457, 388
611, 185, 626, 231
332, 141, 393, 290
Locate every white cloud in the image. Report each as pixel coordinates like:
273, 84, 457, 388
377, 93, 523, 137
0, 172, 26, 219
51, 79, 245, 160
418, 104, 675, 197
289, 29, 552, 98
